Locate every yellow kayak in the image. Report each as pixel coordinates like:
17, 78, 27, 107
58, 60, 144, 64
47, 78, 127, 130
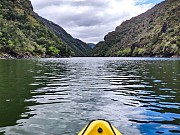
78, 119, 123, 135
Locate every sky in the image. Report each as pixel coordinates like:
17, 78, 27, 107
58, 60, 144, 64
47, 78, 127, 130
30, 0, 164, 43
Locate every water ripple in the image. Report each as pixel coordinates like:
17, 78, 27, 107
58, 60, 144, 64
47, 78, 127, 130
0, 57, 179, 135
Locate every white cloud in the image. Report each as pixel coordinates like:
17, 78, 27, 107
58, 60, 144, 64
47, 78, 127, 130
30, 0, 158, 43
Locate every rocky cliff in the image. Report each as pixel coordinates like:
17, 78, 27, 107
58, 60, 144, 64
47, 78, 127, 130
92, 0, 180, 57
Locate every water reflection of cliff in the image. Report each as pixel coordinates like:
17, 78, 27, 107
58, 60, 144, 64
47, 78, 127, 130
0, 59, 68, 129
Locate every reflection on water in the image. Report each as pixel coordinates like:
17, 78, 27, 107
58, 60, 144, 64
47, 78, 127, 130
0, 57, 179, 135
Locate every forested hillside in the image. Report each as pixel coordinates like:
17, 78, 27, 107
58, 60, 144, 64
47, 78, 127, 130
0, 0, 76, 58
92, 0, 180, 57
37, 15, 91, 56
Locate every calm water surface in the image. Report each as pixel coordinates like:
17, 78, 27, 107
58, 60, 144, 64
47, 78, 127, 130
0, 57, 179, 135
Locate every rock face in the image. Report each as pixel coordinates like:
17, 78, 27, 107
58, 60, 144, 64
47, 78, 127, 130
92, 0, 180, 57
0, 0, 90, 58
37, 15, 91, 56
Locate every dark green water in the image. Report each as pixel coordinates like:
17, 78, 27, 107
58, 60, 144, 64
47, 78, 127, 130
0, 57, 179, 135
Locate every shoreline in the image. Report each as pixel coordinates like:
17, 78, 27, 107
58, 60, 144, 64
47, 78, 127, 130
0, 53, 72, 60
0, 54, 179, 60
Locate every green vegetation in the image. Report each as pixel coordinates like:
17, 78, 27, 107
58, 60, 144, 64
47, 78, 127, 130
92, 0, 180, 57
0, 0, 71, 58
38, 16, 91, 57
116, 47, 131, 56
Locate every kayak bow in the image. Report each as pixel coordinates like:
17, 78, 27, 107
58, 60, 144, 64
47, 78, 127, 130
78, 120, 122, 135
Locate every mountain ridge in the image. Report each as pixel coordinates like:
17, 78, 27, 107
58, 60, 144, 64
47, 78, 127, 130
92, 0, 180, 57
36, 15, 91, 56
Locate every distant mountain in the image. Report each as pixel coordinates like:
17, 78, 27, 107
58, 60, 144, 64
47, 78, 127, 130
92, 0, 180, 57
87, 43, 96, 49
37, 15, 91, 56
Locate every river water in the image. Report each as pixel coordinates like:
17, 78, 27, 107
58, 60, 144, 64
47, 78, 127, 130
0, 57, 179, 135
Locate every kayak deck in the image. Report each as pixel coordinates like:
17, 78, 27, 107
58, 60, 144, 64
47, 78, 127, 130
78, 120, 122, 135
